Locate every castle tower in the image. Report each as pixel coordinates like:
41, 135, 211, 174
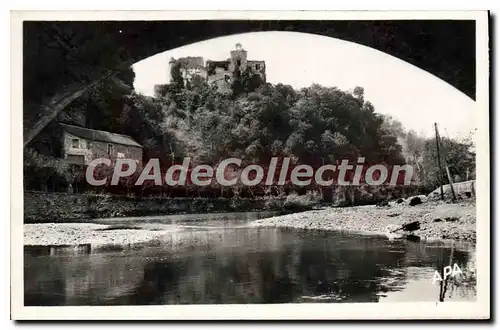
168, 57, 177, 69
230, 43, 248, 73
168, 57, 177, 83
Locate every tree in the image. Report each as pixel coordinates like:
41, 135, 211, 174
353, 86, 365, 104
421, 136, 475, 191
231, 67, 264, 96
23, 22, 134, 147
190, 74, 207, 90
169, 60, 185, 89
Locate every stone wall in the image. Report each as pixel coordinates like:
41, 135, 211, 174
62, 131, 94, 164
23, 191, 281, 223
247, 60, 266, 82
207, 67, 232, 94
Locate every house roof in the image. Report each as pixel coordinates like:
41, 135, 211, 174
60, 124, 143, 148
206, 60, 230, 68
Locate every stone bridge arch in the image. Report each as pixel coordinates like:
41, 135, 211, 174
23, 20, 475, 147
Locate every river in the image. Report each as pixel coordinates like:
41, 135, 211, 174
24, 211, 476, 305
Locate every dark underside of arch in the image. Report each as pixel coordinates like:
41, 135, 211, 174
23, 20, 476, 101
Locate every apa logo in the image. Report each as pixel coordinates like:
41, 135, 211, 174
432, 263, 463, 284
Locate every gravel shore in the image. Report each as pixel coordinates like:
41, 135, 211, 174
23, 223, 185, 246
250, 200, 476, 242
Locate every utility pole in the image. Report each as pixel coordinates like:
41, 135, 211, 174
435, 123, 457, 202
444, 163, 457, 201
434, 123, 445, 200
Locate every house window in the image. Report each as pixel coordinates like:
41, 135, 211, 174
107, 144, 114, 155
236, 59, 241, 66
72, 139, 80, 148
255, 64, 260, 70
224, 74, 231, 83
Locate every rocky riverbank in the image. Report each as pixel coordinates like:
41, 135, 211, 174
23, 223, 186, 247
250, 199, 476, 242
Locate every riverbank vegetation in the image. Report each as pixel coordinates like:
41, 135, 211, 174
23, 190, 286, 223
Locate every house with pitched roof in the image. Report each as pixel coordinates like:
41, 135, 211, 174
60, 124, 143, 166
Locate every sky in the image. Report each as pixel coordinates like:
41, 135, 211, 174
133, 31, 476, 140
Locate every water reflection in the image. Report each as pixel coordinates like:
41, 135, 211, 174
24, 222, 475, 305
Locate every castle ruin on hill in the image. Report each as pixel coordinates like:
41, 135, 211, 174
155, 43, 266, 95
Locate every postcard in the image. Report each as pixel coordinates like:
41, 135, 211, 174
11, 10, 490, 320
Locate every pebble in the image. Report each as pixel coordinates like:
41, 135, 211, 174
251, 200, 476, 242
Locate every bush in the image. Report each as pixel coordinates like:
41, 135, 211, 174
263, 195, 286, 210
24, 148, 77, 191
283, 191, 321, 212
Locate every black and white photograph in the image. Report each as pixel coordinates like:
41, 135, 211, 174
10, 10, 490, 320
